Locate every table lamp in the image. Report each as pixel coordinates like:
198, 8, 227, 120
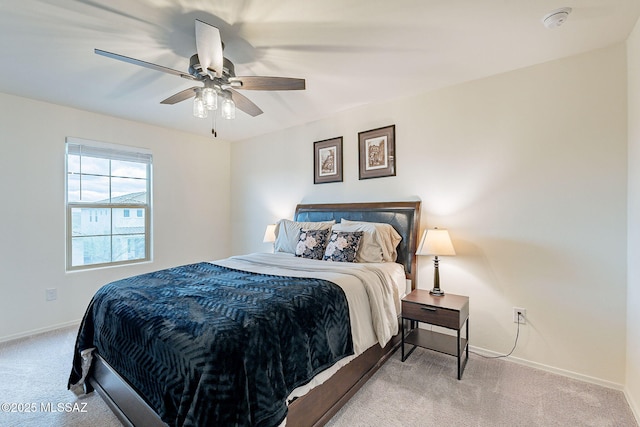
416, 228, 456, 296
263, 224, 276, 244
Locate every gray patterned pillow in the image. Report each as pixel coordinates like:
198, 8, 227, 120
295, 229, 331, 260
323, 231, 363, 262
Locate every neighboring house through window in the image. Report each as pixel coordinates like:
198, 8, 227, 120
66, 138, 152, 270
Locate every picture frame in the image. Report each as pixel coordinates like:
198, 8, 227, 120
314, 137, 343, 184
358, 124, 396, 180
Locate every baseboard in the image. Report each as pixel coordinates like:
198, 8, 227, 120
469, 345, 625, 391
624, 387, 640, 425
0, 320, 81, 344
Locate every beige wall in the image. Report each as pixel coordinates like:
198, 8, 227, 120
0, 93, 232, 341
231, 44, 629, 386
626, 18, 640, 420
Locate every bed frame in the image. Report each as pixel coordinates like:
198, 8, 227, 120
89, 201, 421, 427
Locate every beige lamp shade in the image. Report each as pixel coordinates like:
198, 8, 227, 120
416, 228, 456, 256
263, 224, 277, 243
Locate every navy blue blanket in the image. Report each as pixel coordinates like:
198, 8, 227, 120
68, 262, 353, 427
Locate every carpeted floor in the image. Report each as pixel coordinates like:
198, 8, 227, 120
0, 326, 120, 427
0, 325, 637, 427
325, 346, 638, 427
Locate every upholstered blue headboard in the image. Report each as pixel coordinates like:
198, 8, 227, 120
294, 201, 421, 288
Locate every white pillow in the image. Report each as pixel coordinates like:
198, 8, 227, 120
333, 219, 402, 263
274, 219, 335, 254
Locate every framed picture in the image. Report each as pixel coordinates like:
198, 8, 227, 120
314, 137, 343, 184
358, 124, 396, 180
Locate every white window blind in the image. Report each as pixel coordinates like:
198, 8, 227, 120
66, 142, 152, 164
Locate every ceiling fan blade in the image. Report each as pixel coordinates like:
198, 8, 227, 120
160, 87, 198, 105
95, 49, 195, 80
228, 76, 306, 91
195, 20, 224, 78
229, 89, 263, 117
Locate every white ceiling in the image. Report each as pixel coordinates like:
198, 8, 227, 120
1, 0, 638, 142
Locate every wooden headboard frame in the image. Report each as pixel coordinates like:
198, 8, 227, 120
294, 201, 421, 290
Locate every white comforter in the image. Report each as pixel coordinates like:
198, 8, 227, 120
213, 252, 406, 353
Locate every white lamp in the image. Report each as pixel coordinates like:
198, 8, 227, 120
416, 228, 456, 296
263, 224, 276, 243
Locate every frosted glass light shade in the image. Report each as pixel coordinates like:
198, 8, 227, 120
221, 96, 235, 120
193, 88, 208, 118
202, 87, 217, 110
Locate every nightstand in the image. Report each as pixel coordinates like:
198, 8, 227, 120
401, 290, 469, 379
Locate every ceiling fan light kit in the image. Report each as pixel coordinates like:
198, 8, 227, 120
193, 88, 207, 118
542, 7, 572, 29
94, 19, 304, 127
202, 86, 217, 111
221, 92, 236, 120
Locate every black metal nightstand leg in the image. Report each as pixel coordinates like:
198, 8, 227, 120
466, 318, 469, 359
457, 328, 461, 380
401, 317, 405, 360
401, 318, 417, 362
457, 318, 469, 380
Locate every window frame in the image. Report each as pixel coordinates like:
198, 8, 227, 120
65, 137, 152, 271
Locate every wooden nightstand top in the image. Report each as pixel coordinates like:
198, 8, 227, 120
402, 289, 469, 312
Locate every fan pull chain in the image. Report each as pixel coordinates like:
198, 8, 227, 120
211, 112, 217, 138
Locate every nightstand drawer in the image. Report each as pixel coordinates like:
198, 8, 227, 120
402, 300, 460, 329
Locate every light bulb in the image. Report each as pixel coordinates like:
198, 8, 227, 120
202, 87, 217, 111
221, 96, 236, 120
193, 88, 207, 119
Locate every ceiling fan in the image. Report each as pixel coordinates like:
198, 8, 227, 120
95, 19, 305, 122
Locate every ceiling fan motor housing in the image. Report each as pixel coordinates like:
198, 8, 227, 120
189, 54, 236, 80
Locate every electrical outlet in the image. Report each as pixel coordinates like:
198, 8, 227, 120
45, 288, 57, 301
513, 307, 526, 324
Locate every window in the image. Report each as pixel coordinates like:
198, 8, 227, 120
66, 138, 152, 270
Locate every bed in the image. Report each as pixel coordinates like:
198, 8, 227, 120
68, 201, 421, 427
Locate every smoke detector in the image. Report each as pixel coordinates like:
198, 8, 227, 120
542, 7, 572, 29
